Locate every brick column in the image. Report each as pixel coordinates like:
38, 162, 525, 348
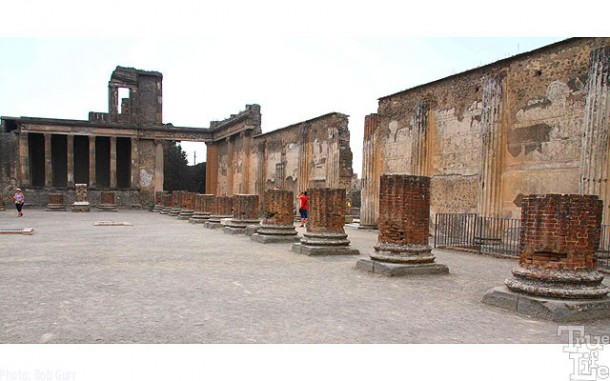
178, 192, 195, 220
18, 132, 30, 187
204, 195, 234, 229
89, 136, 96, 188
110, 136, 117, 189
44, 133, 52, 187
72, 183, 90, 212
292, 188, 359, 256
251, 190, 299, 243
483, 194, 610, 321
47, 193, 66, 211
189, 194, 207, 223
160, 194, 173, 214
66, 134, 75, 188
153, 191, 165, 212
99, 191, 117, 211
224, 194, 260, 235
168, 191, 182, 216
357, 175, 448, 276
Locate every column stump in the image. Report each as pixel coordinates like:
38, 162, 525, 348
72, 184, 90, 212
291, 188, 359, 256
47, 193, 66, 211
251, 190, 299, 243
224, 194, 260, 235
483, 194, 610, 322
98, 191, 117, 212
356, 175, 448, 276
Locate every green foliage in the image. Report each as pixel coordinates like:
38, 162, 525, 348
163, 141, 205, 192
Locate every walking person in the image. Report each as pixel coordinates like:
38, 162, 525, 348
298, 191, 308, 227
13, 188, 25, 217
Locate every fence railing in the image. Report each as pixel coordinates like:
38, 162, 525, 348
433, 213, 609, 270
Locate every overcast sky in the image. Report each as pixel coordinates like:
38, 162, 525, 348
0, 1, 601, 178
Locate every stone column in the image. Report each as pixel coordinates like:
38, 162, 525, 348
153, 191, 165, 212
44, 133, 52, 187
204, 195, 234, 229
89, 136, 96, 188
195, 194, 215, 223
72, 183, 90, 212
67, 134, 75, 188
297, 125, 310, 195
131, 138, 139, 189
110, 136, 117, 189
292, 188, 359, 256
357, 175, 448, 276
99, 191, 117, 211
483, 194, 610, 321
160, 194, 173, 214
359, 114, 380, 229
224, 194, 260, 235
251, 190, 299, 243
154, 141, 164, 194
205, 143, 219, 194
189, 194, 208, 223
47, 193, 66, 211
168, 191, 182, 216
580, 46, 610, 224
476, 77, 505, 244
178, 192, 195, 220
411, 100, 430, 176
18, 132, 30, 187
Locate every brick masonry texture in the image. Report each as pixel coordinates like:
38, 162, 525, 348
378, 175, 430, 245
308, 188, 346, 234
263, 190, 294, 225
519, 194, 602, 271
100, 191, 116, 205
162, 194, 173, 207
48, 193, 64, 205
233, 195, 259, 220
213, 196, 234, 216
200, 194, 214, 213
75, 184, 88, 202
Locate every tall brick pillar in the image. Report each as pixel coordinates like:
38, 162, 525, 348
292, 188, 359, 256
204, 196, 234, 229
225, 194, 260, 235
483, 194, 610, 321
357, 175, 448, 276
161, 194, 173, 214
252, 190, 299, 243
168, 191, 182, 216
178, 192, 195, 220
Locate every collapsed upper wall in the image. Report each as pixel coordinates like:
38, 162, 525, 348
365, 37, 610, 221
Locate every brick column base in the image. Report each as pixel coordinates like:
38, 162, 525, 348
160, 194, 173, 215
204, 196, 234, 229
47, 193, 66, 212
252, 190, 299, 244
98, 191, 117, 212
356, 175, 448, 276
483, 194, 610, 322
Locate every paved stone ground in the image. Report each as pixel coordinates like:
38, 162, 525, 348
0, 209, 608, 344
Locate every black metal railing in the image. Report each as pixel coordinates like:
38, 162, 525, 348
434, 213, 521, 258
433, 213, 610, 270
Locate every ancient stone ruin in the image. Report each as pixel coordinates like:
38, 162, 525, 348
224, 194, 260, 235
251, 190, 299, 243
357, 175, 449, 276
483, 194, 610, 321
292, 188, 359, 256
72, 183, 90, 212
204, 196, 234, 229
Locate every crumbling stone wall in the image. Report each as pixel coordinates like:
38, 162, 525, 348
0, 131, 19, 206
363, 37, 610, 224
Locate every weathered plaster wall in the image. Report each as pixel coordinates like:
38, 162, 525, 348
365, 37, 610, 224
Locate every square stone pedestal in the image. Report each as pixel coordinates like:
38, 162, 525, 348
482, 286, 610, 322
251, 233, 300, 244
356, 259, 449, 277
292, 243, 360, 256
72, 202, 91, 212
245, 225, 261, 236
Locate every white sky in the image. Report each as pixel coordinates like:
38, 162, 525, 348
2, 1, 602, 177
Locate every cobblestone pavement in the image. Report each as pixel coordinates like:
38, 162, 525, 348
0, 209, 608, 344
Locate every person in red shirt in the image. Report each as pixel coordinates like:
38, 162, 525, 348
298, 191, 308, 227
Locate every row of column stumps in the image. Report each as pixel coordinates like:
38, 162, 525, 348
356, 175, 449, 276
483, 193, 610, 321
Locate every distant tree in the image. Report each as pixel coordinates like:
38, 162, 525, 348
163, 141, 206, 192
